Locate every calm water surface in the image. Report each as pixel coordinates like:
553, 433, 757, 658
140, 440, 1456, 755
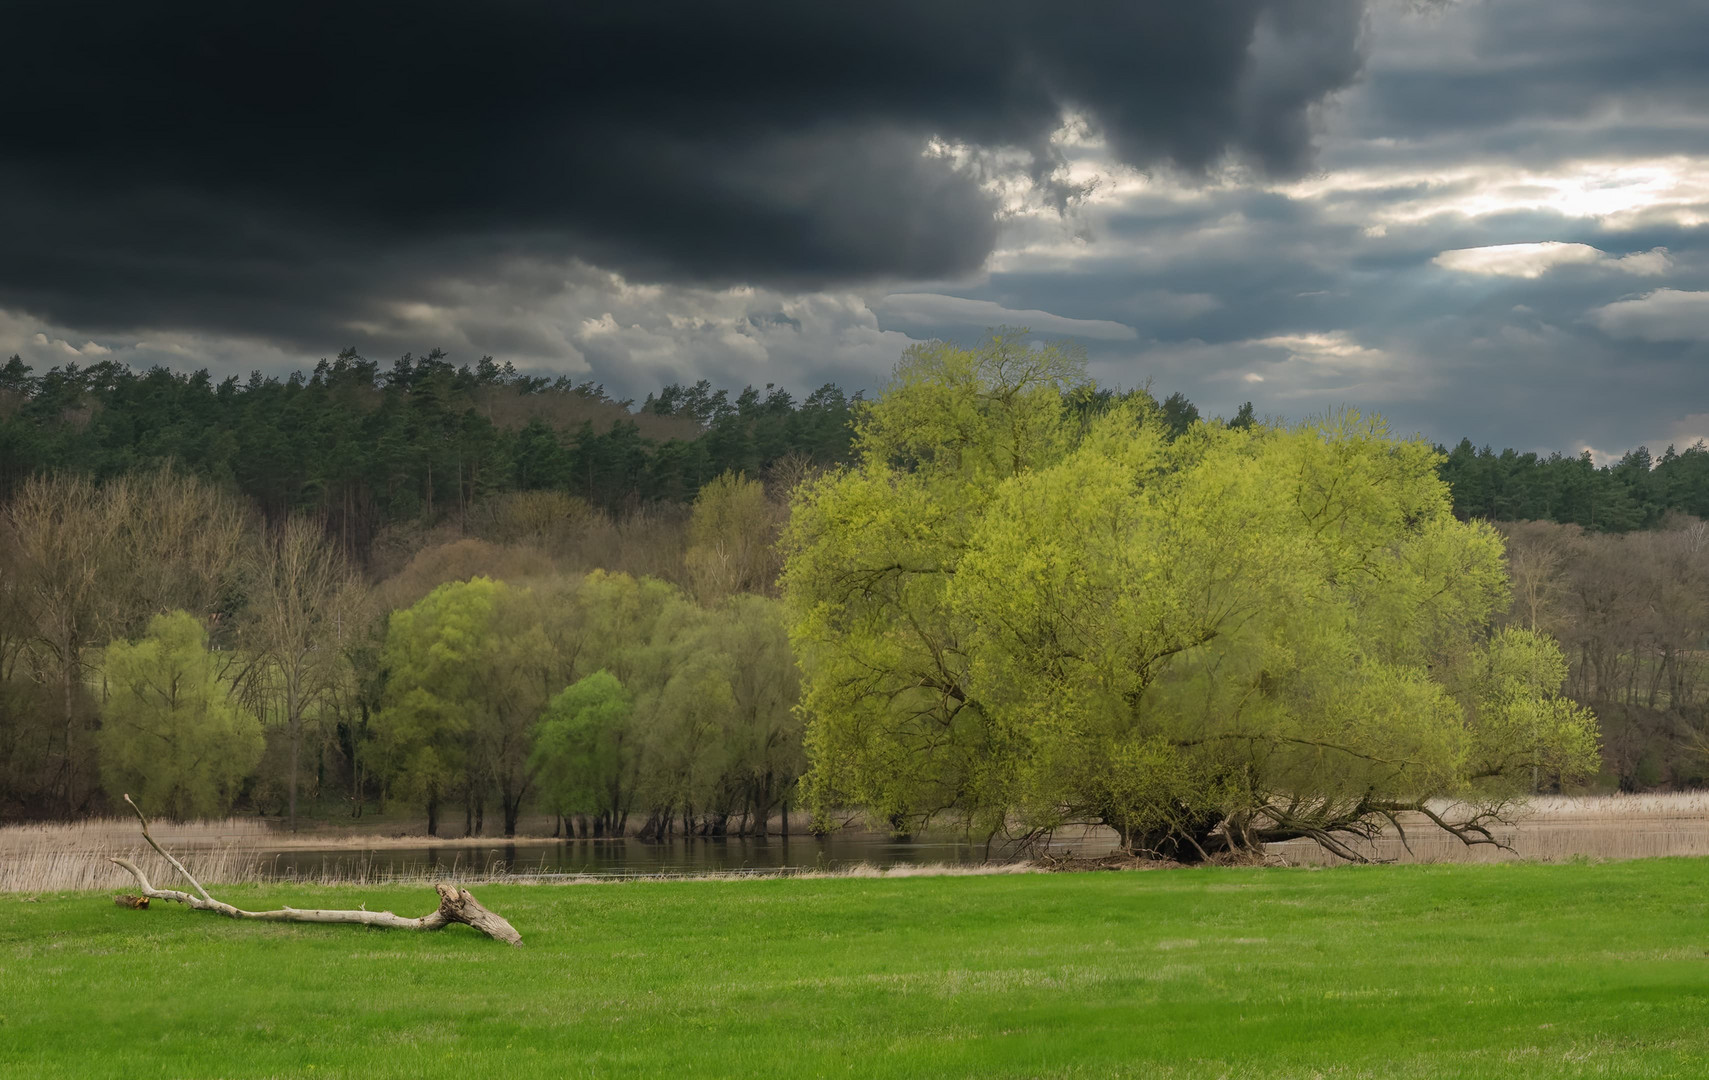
247, 833, 1096, 880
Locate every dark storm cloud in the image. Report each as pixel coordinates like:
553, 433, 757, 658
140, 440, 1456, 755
1, 0, 1366, 343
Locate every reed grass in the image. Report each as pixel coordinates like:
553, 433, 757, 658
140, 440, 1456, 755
6, 793, 1709, 892
1270, 791, 1709, 865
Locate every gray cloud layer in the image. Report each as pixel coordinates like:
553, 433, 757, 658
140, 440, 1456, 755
2, 0, 1364, 349
5, 0, 1708, 459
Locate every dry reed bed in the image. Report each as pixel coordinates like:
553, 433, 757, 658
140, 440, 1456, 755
5, 794, 1709, 892
0, 815, 531, 852
0, 844, 1041, 895
1268, 792, 1709, 866
0, 808, 827, 852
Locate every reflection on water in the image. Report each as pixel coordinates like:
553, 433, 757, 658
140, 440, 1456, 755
249, 833, 1053, 881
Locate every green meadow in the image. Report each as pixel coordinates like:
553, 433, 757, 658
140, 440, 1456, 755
3, 860, 1706, 1079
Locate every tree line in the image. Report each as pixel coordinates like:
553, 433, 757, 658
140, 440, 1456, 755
0, 464, 795, 832
1439, 439, 1709, 532
1, 337, 1704, 837
0, 349, 855, 570
1500, 517, 1709, 792
4, 348, 1705, 582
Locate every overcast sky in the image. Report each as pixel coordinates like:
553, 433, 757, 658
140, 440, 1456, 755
6, 0, 1708, 458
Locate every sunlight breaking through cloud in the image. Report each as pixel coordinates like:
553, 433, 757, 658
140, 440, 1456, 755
1433, 242, 1673, 278
1275, 156, 1709, 228
1251, 332, 1392, 369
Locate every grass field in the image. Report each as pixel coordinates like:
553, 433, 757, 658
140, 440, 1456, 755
3, 860, 1707, 1079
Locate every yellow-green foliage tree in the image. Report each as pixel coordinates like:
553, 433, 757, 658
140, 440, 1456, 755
376, 575, 572, 837
530, 670, 635, 835
526, 571, 804, 839
374, 577, 501, 835
97, 611, 263, 819
784, 335, 1599, 859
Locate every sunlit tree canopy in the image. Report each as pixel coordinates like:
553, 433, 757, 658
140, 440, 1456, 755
784, 335, 1600, 859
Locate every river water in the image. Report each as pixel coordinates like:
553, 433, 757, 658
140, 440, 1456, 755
246, 832, 1107, 881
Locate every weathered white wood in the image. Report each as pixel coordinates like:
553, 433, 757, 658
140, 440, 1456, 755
124, 793, 215, 902
109, 795, 523, 945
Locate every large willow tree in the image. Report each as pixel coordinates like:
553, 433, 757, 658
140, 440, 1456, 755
783, 335, 1598, 860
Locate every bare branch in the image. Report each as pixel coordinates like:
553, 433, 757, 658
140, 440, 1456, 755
1384, 800, 1514, 853
109, 799, 522, 945
122, 792, 213, 903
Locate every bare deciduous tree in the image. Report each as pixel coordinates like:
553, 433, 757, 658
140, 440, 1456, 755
4, 469, 250, 816
5, 474, 127, 814
115, 468, 250, 633
1502, 516, 1709, 788
243, 515, 363, 830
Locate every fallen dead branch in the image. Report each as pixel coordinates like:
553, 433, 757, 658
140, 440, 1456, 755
107, 795, 522, 946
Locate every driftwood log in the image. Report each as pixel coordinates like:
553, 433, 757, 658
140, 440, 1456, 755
108, 794, 522, 946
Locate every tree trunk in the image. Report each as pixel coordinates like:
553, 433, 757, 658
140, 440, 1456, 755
109, 794, 521, 944
287, 705, 301, 832
61, 649, 76, 818
426, 794, 439, 837
112, 859, 521, 945
350, 743, 364, 819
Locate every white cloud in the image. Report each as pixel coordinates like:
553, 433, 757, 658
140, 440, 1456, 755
1613, 248, 1677, 276
1275, 156, 1709, 230
1433, 242, 1672, 279
1588, 289, 1709, 342
2, 308, 308, 374
534, 278, 919, 391
1250, 331, 1392, 369
1217, 330, 1435, 404
1667, 413, 1709, 451
1113, 330, 1427, 415
1577, 444, 1620, 467
27, 331, 114, 358
873, 292, 1138, 341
